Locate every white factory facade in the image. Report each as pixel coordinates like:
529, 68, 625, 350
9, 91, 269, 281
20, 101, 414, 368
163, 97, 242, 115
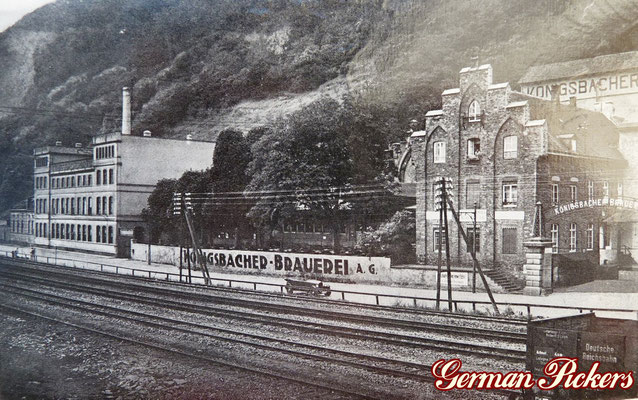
31, 88, 215, 256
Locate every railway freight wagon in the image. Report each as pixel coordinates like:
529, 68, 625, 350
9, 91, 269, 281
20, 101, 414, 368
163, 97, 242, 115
527, 313, 637, 399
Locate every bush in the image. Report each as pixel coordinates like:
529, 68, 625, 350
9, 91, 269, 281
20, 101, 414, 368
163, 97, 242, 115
356, 210, 415, 264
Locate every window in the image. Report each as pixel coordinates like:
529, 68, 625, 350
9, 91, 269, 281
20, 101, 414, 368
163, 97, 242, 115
570, 185, 577, 202
551, 224, 559, 253
88, 175, 92, 186
87, 198, 92, 215
103, 170, 107, 185
109, 197, 113, 215
466, 181, 481, 208
569, 223, 577, 252
588, 181, 594, 200
467, 138, 480, 159
603, 181, 609, 197
96, 197, 101, 215
109, 169, 114, 184
433, 227, 447, 251
466, 228, 480, 253
503, 136, 518, 159
108, 227, 114, 244
88, 226, 92, 242
35, 157, 48, 167
502, 227, 517, 254
96, 170, 101, 185
571, 139, 577, 152
97, 226, 101, 243
552, 184, 559, 204
433, 141, 446, 163
102, 197, 107, 215
468, 100, 481, 121
587, 224, 594, 250
502, 183, 518, 206
617, 182, 623, 197
102, 226, 107, 244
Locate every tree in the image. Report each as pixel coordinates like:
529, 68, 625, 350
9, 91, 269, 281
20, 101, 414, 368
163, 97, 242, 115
205, 129, 253, 247
142, 169, 210, 245
246, 97, 396, 252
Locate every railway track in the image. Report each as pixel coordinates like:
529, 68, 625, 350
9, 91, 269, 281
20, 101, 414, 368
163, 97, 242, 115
0, 259, 526, 399
0, 258, 528, 331
0, 262, 527, 359
0, 304, 376, 400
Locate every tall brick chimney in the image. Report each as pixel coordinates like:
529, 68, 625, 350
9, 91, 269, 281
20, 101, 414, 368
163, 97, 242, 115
122, 87, 131, 135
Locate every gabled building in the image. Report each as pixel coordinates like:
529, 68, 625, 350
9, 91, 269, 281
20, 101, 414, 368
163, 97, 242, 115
411, 63, 631, 281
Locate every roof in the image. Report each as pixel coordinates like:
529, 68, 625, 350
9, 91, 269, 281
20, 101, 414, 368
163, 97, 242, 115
33, 146, 92, 156
442, 88, 460, 95
506, 101, 528, 108
519, 51, 638, 84
523, 95, 625, 160
488, 82, 509, 90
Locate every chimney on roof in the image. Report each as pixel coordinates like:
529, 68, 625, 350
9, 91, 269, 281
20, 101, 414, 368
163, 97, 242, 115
143, 130, 152, 137
122, 87, 131, 135
471, 55, 479, 68
75, 143, 82, 148
55, 141, 62, 146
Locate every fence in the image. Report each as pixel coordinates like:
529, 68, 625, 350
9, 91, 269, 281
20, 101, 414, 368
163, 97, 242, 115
1, 249, 637, 320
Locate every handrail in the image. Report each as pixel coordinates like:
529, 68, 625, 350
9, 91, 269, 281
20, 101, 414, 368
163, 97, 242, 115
1, 250, 636, 319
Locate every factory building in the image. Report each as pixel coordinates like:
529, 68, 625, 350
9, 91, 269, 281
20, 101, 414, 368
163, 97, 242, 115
32, 88, 216, 256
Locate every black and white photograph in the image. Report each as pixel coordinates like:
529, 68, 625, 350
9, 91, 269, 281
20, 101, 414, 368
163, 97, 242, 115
0, 0, 637, 399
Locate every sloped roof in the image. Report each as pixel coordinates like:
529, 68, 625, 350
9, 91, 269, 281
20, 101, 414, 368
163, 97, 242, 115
508, 91, 625, 160
536, 102, 622, 159
519, 51, 638, 84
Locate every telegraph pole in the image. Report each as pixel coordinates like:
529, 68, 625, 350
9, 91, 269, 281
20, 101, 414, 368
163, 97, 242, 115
472, 202, 477, 293
434, 177, 454, 311
445, 197, 499, 314
442, 179, 453, 312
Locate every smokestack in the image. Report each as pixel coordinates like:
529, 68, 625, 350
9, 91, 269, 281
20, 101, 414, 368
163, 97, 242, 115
122, 87, 131, 135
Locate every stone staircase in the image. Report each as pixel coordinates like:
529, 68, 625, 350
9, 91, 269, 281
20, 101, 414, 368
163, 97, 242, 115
484, 269, 525, 294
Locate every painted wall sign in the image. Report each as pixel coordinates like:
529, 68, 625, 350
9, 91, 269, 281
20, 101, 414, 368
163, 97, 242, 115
552, 197, 638, 216
182, 248, 391, 280
439, 271, 469, 286
521, 72, 638, 100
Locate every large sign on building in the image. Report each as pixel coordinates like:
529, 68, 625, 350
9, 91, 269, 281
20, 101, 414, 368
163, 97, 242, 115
521, 72, 638, 101
182, 248, 389, 279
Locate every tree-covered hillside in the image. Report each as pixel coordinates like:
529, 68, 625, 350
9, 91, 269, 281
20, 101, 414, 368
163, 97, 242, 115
1, 0, 638, 213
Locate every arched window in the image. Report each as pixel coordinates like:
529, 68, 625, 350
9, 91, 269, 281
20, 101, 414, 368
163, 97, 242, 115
468, 100, 481, 121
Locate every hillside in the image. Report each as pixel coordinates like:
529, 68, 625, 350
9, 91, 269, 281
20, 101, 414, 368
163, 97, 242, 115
1, 0, 638, 212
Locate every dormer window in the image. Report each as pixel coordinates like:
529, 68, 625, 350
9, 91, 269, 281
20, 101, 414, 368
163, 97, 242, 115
467, 138, 480, 159
468, 100, 481, 122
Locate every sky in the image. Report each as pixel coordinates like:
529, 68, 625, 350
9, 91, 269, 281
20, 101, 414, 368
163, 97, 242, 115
0, 0, 55, 32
